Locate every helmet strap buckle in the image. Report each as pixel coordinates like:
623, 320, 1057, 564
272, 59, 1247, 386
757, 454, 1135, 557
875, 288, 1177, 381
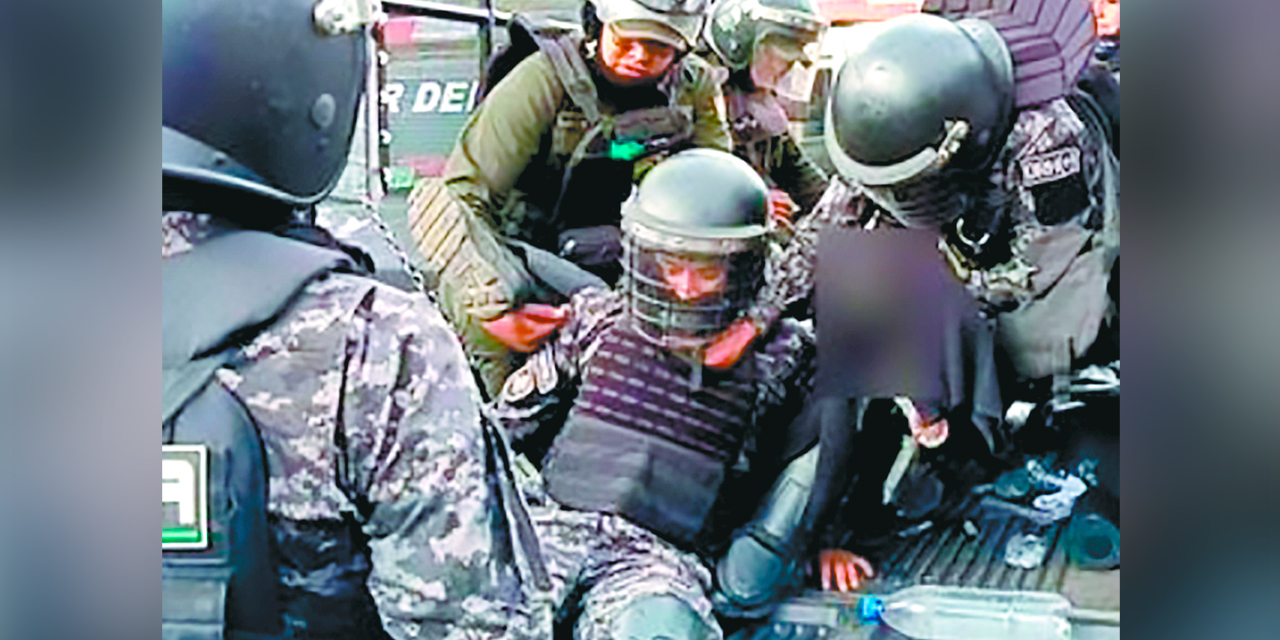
314, 0, 384, 36
934, 120, 970, 168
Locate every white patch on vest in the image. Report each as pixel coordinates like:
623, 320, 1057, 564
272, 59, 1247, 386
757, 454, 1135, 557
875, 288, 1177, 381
1020, 147, 1082, 187
531, 350, 558, 395
502, 365, 536, 403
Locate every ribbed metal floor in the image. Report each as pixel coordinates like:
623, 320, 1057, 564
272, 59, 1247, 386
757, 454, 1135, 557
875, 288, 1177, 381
862, 495, 1076, 594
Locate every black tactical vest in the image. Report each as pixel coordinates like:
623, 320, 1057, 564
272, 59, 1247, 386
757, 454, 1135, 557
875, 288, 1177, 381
507, 30, 698, 284
162, 229, 389, 640
542, 323, 760, 546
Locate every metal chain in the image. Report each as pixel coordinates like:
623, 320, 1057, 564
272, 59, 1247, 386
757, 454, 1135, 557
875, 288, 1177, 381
358, 198, 433, 295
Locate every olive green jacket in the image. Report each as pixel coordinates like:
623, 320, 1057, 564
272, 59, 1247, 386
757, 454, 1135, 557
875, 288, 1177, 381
443, 49, 732, 242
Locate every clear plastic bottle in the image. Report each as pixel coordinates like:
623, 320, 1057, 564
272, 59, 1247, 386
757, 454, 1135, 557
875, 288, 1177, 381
855, 585, 1073, 640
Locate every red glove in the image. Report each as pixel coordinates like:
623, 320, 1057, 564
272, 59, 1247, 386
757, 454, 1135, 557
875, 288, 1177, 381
768, 189, 798, 224
480, 303, 568, 353
704, 318, 761, 369
819, 549, 876, 592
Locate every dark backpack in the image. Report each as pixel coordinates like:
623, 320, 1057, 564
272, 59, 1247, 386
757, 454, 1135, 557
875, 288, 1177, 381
478, 14, 585, 104
162, 230, 356, 640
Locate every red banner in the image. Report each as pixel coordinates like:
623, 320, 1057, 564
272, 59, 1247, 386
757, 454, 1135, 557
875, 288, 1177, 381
816, 0, 923, 23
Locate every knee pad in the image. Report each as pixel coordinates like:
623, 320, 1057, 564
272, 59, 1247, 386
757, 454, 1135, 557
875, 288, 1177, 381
714, 534, 796, 616
610, 595, 716, 640
714, 446, 820, 616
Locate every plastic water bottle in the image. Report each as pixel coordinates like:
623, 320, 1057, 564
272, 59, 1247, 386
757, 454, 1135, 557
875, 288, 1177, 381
855, 585, 1073, 640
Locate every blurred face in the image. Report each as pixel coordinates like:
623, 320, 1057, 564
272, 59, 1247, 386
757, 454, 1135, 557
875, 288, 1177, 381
598, 23, 679, 86
656, 253, 728, 301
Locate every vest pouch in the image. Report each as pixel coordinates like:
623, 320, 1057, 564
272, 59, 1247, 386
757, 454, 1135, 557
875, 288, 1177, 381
557, 226, 622, 268
609, 106, 695, 157
544, 415, 729, 547
552, 111, 590, 159
162, 569, 231, 640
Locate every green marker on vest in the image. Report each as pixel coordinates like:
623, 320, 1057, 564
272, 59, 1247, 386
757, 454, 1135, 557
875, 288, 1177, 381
609, 139, 647, 161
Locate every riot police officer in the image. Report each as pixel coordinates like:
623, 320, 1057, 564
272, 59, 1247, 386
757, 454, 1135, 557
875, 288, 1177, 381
825, 8, 1118, 382
408, 0, 733, 397
804, 0, 1118, 593
162, 1, 546, 638
488, 149, 824, 640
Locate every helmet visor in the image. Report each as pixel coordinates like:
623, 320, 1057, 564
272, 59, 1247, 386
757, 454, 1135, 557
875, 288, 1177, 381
751, 35, 822, 102
628, 246, 745, 345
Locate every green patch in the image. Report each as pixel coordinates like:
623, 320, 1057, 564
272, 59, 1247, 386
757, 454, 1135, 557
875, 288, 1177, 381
608, 139, 647, 162
163, 527, 203, 544
387, 165, 418, 191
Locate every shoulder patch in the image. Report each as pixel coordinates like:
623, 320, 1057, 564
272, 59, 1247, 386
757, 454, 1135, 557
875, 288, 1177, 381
1020, 146, 1081, 187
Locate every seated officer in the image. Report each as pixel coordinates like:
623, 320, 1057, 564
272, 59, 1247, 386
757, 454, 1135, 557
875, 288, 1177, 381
488, 149, 824, 640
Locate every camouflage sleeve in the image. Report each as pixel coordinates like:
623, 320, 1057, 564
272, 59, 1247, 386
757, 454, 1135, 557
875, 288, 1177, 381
489, 286, 624, 450
754, 317, 816, 417
335, 282, 520, 640
748, 179, 863, 330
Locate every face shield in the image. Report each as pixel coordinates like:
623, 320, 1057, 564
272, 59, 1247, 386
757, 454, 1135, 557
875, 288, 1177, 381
750, 33, 823, 103
621, 216, 764, 348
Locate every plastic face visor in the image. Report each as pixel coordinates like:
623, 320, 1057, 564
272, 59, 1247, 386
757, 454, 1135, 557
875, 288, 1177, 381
753, 34, 823, 102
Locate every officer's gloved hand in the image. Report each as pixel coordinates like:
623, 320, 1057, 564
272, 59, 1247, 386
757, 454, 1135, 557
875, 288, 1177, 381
481, 303, 568, 353
767, 189, 799, 226
818, 549, 875, 592
705, 318, 761, 369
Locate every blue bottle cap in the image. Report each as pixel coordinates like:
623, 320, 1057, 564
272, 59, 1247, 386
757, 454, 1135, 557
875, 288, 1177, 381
856, 596, 884, 624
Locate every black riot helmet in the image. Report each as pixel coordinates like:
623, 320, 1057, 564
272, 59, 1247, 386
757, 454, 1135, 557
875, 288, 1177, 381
824, 14, 1014, 228
163, 0, 374, 215
621, 149, 769, 347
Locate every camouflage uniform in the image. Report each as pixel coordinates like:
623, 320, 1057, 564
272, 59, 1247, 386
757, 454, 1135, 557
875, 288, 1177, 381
163, 212, 552, 640
489, 286, 815, 639
752, 93, 1119, 380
